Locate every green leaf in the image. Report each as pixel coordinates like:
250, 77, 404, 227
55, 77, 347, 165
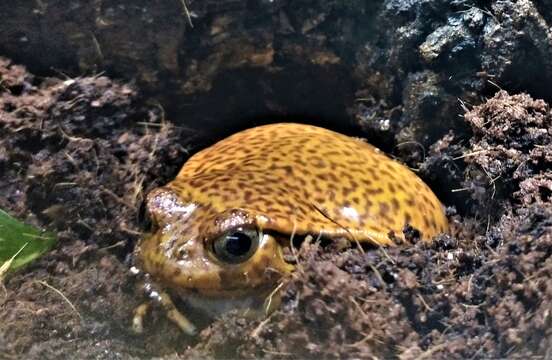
0, 209, 56, 271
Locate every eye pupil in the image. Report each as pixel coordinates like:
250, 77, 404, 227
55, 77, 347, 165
212, 228, 259, 264
225, 232, 252, 256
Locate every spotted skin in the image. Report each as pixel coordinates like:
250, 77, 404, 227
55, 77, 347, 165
136, 123, 448, 302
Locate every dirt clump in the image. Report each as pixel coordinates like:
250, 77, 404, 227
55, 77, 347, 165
463, 91, 552, 211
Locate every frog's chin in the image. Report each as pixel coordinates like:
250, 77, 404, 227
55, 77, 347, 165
176, 288, 269, 319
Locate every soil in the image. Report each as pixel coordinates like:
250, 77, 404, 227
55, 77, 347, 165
0, 0, 551, 359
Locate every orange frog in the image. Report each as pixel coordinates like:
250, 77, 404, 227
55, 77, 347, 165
133, 123, 448, 334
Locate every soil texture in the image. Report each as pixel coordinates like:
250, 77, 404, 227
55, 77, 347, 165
1, 0, 552, 359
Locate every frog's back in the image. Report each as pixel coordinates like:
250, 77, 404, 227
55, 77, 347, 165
170, 123, 448, 244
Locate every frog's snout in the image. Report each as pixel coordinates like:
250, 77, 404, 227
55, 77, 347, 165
174, 242, 197, 261
146, 187, 198, 226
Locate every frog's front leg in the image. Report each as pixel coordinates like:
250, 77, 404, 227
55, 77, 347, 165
132, 284, 197, 335
157, 290, 197, 335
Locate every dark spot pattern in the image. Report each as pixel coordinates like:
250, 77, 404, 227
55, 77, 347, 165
172, 123, 448, 244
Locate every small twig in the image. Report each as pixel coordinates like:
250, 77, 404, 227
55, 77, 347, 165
90, 33, 104, 62
251, 316, 272, 338
451, 187, 470, 193
35, 280, 83, 321
378, 245, 395, 265
57, 125, 86, 142
487, 79, 503, 90
261, 349, 292, 356
100, 186, 136, 209
0, 243, 29, 281
130, 175, 146, 206
458, 97, 470, 113
417, 293, 434, 312
53, 182, 78, 188
264, 281, 285, 315
452, 149, 489, 160
345, 331, 381, 348
367, 263, 386, 289
179, 0, 194, 28
98, 240, 127, 251
20, 233, 52, 240
288, 220, 305, 276
148, 134, 159, 161
480, 166, 499, 199
137, 122, 164, 128
416, 342, 449, 360
311, 202, 364, 254
76, 219, 94, 231
349, 296, 368, 318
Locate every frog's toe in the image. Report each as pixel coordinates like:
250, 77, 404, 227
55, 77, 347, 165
131, 292, 197, 335
132, 302, 150, 334
159, 290, 197, 335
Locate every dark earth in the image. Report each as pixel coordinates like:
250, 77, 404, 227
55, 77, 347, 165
0, 0, 551, 359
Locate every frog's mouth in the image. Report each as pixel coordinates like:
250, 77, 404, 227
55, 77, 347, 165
175, 287, 271, 319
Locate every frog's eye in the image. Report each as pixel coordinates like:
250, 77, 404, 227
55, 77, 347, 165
212, 227, 259, 264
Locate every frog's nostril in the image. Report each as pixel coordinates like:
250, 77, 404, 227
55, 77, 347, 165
176, 247, 189, 260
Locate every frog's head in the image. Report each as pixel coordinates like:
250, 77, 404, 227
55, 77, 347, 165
137, 187, 294, 297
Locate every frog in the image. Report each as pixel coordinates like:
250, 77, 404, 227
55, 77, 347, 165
132, 123, 448, 335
